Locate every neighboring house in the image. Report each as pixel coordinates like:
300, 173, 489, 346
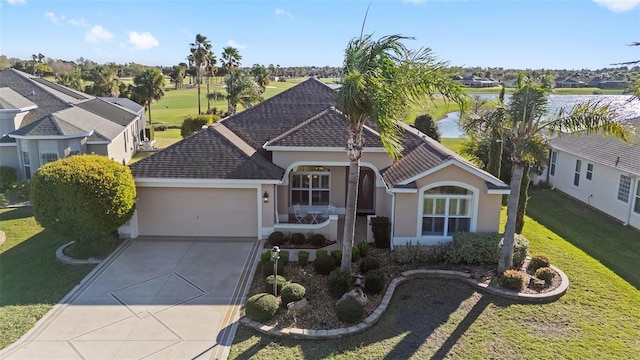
587, 76, 629, 89
548, 117, 640, 231
0, 69, 145, 181
124, 79, 510, 247
455, 76, 500, 88
554, 76, 586, 88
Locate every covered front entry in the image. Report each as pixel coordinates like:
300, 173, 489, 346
357, 168, 376, 214
135, 187, 259, 237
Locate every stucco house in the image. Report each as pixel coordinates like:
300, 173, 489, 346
123, 78, 509, 247
0, 68, 145, 181
548, 117, 640, 231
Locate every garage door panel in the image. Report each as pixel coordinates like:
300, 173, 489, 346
136, 188, 258, 237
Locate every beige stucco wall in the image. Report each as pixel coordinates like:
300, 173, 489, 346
136, 187, 259, 237
262, 184, 275, 228
393, 163, 503, 241
272, 150, 393, 175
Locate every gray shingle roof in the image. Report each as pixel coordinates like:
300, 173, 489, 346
0, 87, 36, 109
0, 135, 16, 143
130, 127, 285, 180
99, 97, 144, 114
550, 117, 640, 176
76, 98, 139, 127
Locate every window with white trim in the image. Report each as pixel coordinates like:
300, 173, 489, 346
586, 163, 593, 181
634, 182, 640, 215
290, 166, 330, 206
22, 151, 31, 180
40, 152, 58, 165
573, 159, 582, 187
422, 186, 472, 236
618, 175, 631, 203
550, 151, 557, 176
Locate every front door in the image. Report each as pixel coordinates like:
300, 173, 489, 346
357, 168, 375, 214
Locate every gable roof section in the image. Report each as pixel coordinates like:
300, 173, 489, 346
10, 114, 88, 137
99, 97, 144, 114
550, 117, 640, 176
222, 78, 335, 150
76, 98, 139, 127
31, 77, 89, 102
129, 127, 285, 180
0, 87, 37, 110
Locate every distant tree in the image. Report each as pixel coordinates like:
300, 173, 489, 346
131, 68, 165, 126
413, 114, 441, 142
189, 34, 214, 114
0, 55, 11, 70
30, 155, 136, 244
224, 70, 262, 115
221, 46, 242, 73
55, 72, 84, 91
250, 65, 270, 93
169, 64, 186, 89
84, 66, 122, 97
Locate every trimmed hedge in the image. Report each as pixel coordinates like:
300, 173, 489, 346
447, 232, 529, 267
260, 252, 271, 264
500, 234, 529, 267
336, 297, 364, 324
309, 233, 327, 247
528, 254, 551, 272
290, 232, 306, 246
328, 270, 351, 299
314, 254, 336, 275
359, 257, 381, 274
245, 293, 279, 322
357, 242, 370, 257
316, 249, 328, 257
281, 283, 306, 305
364, 268, 386, 294
298, 251, 310, 266
500, 269, 525, 291
535, 267, 556, 285
265, 275, 286, 295
268, 231, 285, 246
262, 260, 285, 278
370, 216, 391, 248
0, 166, 17, 192
331, 250, 342, 266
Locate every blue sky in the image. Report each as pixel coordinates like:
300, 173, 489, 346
1, 0, 639, 70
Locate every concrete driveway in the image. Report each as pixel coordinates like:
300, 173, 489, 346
1, 237, 261, 360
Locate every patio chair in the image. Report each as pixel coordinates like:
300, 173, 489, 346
321, 204, 336, 222
294, 204, 307, 224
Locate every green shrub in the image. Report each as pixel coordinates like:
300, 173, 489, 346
331, 250, 342, 266
528, 254, 551, 272
245, 293, 279, 322
180, 114, 219, 138
394, 241, 425, 265
370, 216, 391, 248
359, 257, 381, 274
0, 166, 17, 192
268, 231, 285, 246
500, 269, 525, 291
281, 283, 306, 305
446, 232, 501, 265
0, 193, 6, 207
265, 275, 286, 295
298, 251, 310, 266
357, 242, 370, 257
535, 267, 556, 285
314, 254, 336, 275
336, 297, 364, 324
309, 233, 327, 247
328, 270, 351, 299
290, 232, 306, 246
414, 113, 441, 142
260, 251, 271, 264
6, 182, 30, 203
351, 246, 360, 262
262, 260, 285, 277
280, 251, 290, 266
365, 268, 386, 294
316, 249, 328, 257
500, 234, 529, 267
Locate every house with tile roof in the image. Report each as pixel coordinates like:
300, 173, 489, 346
548, 117, 640, 231
124, 78, 510, 246
0, 68, 145, 181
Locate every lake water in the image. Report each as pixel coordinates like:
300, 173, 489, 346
438, 94, 640, 138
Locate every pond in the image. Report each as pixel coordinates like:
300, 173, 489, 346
438, 94, 640, 138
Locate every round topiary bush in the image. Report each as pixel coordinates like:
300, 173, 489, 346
298, 251, 310, 266
281, 283, 306, 305
336, 296, 364, 324
268, 231, 285, 246
245, 293, 279, 322
535, 266, 556, 285
290, 233, 306, 246
528, 254, 551, 272
265, 275, 286, 295
364, 268, 386, 294
500, 269, 525, 291
309, 233, 327, 247
498, 234, 529, 267
314, 254, 336, 275
328, 269, 351, 299
359, 257, 381, 274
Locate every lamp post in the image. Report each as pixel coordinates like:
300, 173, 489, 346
271, 246, 280, 296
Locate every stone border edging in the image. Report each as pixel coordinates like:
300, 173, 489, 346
56, 241, 102, 265
239, 266, 570, 339
0, 230, 5, 246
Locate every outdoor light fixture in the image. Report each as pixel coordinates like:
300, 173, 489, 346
263, 191, 269, 203
271, 246, 281, 296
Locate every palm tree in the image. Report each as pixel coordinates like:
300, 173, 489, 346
132, 68, 165, 126
250, 65, 270, 93
335, 34, 466, 272
189, 34, 213, 114
221, 46, 242, 73
497, 84, 630, 272
224, 70, 262, 115
55, 71, 84, 91
85, 66, 121, 97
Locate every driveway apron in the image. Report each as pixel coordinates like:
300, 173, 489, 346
0, 237, 262, 360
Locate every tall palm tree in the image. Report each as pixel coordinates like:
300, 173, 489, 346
189, 34, 213, 114
250, 65, 270, 93
221, 46, 242, 73
497, 84, 630, 272
85, 65, 121, 97
132, 68, 165, 126
335, 34, 466, 272
55, 71, 84, 91
224, 70, 262, 115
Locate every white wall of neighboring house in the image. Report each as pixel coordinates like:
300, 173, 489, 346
549, 149, 640, 230
0, 144, 18, 169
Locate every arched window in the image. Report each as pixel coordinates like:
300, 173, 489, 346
422, 185, 473, 236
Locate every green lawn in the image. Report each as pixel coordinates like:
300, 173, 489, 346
229, 190, 640, 359
0, 207, 95, 350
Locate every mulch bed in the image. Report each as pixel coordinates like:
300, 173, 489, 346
243, 248, 561, 330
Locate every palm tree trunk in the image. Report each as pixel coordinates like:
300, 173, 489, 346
516, 162, 531, 234
341, 159, 360, 272
499, 163, 524, 273
207, 76, 211, 113
197, 73, 202, 115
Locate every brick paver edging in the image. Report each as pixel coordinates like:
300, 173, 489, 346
56, 241, 102, 265
239, 266, 569, 339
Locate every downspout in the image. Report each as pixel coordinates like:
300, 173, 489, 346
624, 176, 637, 226
274, 184, 279, 224
551, 150, 557, 190
390, 193, 396, 251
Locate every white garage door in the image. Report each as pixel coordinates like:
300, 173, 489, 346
136, 187, 258, 237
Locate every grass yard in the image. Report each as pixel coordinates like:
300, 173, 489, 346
0, 207, 96, 350
229, 189, 640, 359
